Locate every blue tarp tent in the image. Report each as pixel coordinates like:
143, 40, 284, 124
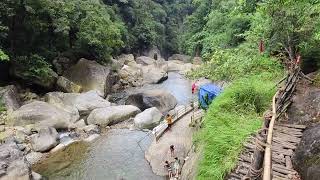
198, 83, 222, 109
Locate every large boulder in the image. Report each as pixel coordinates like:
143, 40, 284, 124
142, 65, 168, 84
0, 85, 21, 112
9, 101, 79, 129
125, 90, 177, 113
87, 105, 141, 127
56, 76, 82, 93
118, 64, 143, 87
168, 54, 191, 63
63, 58, 112, 97
287, 88, 320, 126
45, 91, 111, 115
30, 127, 59, 152
293, 124, 320, 180
134, 107, 163, 129
136, 56, 156, 66
0, 142, 32, 180
118, 54, 135, 66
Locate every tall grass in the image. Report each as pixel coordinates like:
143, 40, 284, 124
194, 73, 281, 179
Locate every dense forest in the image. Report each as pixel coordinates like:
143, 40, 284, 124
0, 0, 193, 85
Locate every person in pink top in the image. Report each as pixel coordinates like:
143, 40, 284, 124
192, 81, 197, 94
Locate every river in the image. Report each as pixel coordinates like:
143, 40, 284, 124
33, 72, 192, 180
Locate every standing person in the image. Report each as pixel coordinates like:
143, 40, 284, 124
191, 80, 198, 108
166, 114, 173, 130
191, 81, 197, 94
173, 157, 181, 178
164, 161, 173, 179
170, 145, 175, 157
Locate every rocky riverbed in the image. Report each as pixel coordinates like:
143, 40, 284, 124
0, 53, 203, 180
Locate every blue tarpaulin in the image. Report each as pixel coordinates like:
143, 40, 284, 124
198, 83, 222, 109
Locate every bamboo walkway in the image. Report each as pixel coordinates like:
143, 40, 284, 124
227, 123, 306, 180
227, 66, 311, 180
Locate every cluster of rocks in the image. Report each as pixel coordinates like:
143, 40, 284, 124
0, 49, 200, 179
0, 80, 180, 176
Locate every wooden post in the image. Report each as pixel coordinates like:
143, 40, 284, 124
244, 113, 270, 179
263, 92, 279, 180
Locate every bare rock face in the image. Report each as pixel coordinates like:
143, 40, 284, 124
64, 58, 112, 97
0, 85, 21, 112
293, 124, 320, 180
287, 86, 320, 126
30, 127, 59, 152
0, 142, 32, 180
87, 105, 141, 127
9, 101, 78, 129
125, 90, 177, 113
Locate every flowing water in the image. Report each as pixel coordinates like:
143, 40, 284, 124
110, 72, 193, 105
33, 72, 192, 180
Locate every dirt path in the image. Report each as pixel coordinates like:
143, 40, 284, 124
145, 110, 200, 177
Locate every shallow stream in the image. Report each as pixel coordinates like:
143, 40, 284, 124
33, 72, 192, 180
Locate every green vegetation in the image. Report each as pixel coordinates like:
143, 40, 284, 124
0, 0, 193, 84
195, 74, 279, 179
184, 0, 320, 179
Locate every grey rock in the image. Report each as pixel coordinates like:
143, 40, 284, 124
0, 85, 21, 112
9, 101, 78, 129
0, 142, 32, 180
293, 124, 320, 180
142, 65, 168, 84
30, 127, 59, 152
136, 56, 156, 66
126, 90, 177, 113
134, 107, 163, 129
25, 152, 43, 165
45, 91, 111, 115
118, 54, 135, 66
64, 58, 112, 97
87, 105, 141, 127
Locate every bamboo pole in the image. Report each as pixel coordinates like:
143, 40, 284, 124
263, 91, 279, 180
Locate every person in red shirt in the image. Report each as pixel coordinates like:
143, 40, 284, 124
192, 81, 197, 94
